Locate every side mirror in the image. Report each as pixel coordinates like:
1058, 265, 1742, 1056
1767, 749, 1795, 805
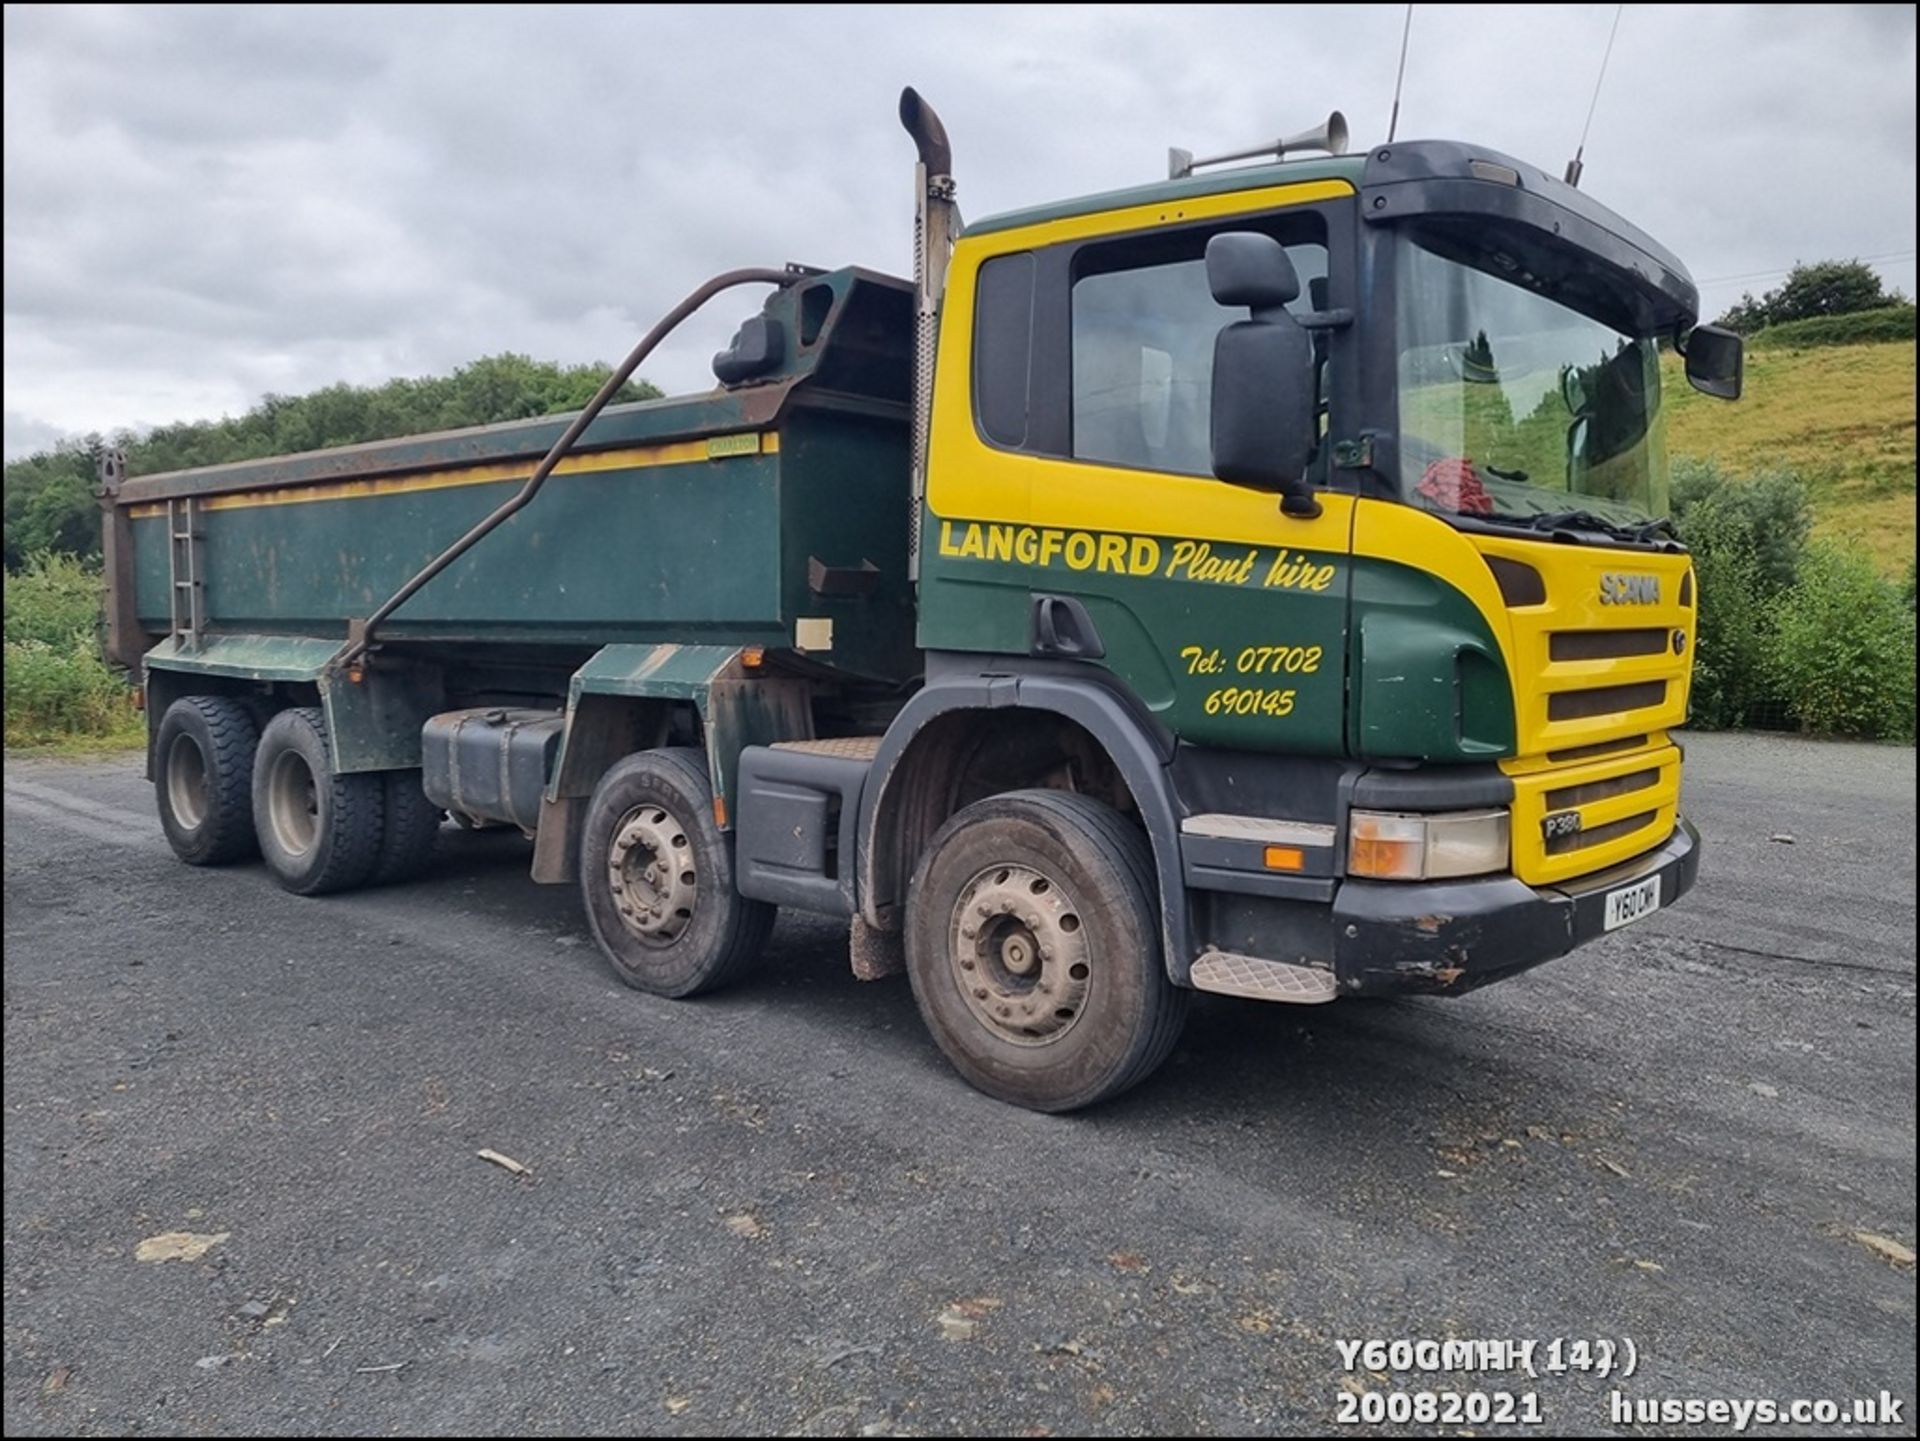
1682, 323, 1743, 400
1206, 233, 1320, 517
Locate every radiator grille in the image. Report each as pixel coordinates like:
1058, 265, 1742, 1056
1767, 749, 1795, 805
1547, 681, 1667, 722
1549, 627, 1668, 662
1547, 734, 1648, 764
1544, 767, 1659, 812
1545, 809, 1658, 856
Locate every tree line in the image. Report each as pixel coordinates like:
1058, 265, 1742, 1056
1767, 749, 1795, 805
3, 354, 659, 569
1715, 258, 1911, 335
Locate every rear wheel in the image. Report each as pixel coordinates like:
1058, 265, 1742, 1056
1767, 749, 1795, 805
251, 707, 384, 895
154, 696, 260, 865
904, 790, 1188, 1112
579, 748, 774, 997
370, 769, 443, 885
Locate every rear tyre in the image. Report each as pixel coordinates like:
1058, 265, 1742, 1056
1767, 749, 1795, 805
904, 790, 1189, 1113
580, 747, 775, 997
154, 695, 261, 866
370, 769, 443, 886
251, 707, 385, 896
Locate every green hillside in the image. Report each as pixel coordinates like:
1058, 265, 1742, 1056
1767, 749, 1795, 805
1664, 339, 1916, 572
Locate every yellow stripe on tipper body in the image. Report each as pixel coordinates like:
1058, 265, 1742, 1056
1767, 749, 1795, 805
124, 431, 780, 518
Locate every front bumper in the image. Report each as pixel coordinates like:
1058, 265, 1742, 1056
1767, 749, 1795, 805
1330, 818, 1699, 996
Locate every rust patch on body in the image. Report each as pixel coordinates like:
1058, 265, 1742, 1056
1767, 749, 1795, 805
1392, 950, 1469, 988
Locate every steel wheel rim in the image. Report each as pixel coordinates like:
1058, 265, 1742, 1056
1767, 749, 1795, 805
948, 862, 1092, 1046
267, 749, 320, 858
166, 732, 210, 830
607, 804, 698, 946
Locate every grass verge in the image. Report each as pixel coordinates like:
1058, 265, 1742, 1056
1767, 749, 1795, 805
1665, 340, 1916, 573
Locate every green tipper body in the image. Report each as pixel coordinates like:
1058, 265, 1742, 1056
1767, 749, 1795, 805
111, 267, 919, 691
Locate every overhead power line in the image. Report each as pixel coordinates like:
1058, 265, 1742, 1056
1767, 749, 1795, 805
1697, 249, 1917, 288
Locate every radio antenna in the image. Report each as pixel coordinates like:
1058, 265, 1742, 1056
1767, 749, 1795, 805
1386, 4, 1414, 144
1564, 3, 1624, 188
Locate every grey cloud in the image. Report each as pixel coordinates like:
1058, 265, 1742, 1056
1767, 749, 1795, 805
4, 3, 1914, 458
4, 410, 74, 460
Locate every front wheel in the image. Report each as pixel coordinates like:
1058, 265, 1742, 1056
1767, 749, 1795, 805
579, 748, 774, 997
904, 790, 1188, 1112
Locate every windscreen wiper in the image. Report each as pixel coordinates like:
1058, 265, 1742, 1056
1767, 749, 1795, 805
1626, 516, 1679, 543
1523, 509, 1636, 538
1517, 510, 1683, 549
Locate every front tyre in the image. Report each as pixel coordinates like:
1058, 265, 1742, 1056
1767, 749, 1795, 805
904, 790, 1188, 1112
579, 748, 774, 997
154, 695, 261, 865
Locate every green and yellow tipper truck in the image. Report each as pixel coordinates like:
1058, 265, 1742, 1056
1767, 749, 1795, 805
101, 93, 1742, 1111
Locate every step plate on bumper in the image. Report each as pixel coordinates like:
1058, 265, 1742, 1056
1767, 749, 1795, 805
1191, 950, 1339, 1004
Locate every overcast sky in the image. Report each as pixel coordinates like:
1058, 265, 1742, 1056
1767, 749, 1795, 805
4, 3, 1915, 460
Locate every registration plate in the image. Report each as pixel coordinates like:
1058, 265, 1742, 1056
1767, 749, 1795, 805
1603, 874, 1662, 931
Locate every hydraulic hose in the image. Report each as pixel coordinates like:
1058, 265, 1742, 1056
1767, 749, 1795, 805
334, 266, 796, 670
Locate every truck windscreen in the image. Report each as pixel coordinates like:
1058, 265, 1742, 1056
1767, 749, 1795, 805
1394, 234, 1670, 535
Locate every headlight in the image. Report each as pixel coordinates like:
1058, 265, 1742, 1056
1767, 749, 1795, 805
1348, 808, 1510, 881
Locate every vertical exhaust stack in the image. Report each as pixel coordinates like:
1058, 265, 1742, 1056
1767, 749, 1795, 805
899, 87, 957, 583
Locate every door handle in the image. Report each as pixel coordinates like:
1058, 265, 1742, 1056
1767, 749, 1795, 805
1030, 594, 1106, 660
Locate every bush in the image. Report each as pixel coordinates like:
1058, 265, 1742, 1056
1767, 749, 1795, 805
1750, 304, 1917, 350
2, 553, 142, 747
4, 636, 143, 746
1771, 544, 1917, 739
5, 551, 107, 645
1670, 457, 1810, 593
1670, 459, 1811, 728
1671, 462, 1916, 740
1686, 535, 1780, 730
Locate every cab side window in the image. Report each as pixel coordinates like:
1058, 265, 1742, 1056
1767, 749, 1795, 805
1072, 259, 1218, 475
970, 211, 1329, 475
974, 252, 1036, 448
1070, 225, 1326, 477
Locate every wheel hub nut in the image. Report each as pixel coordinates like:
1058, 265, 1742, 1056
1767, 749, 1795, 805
1001, 933, 1036, 975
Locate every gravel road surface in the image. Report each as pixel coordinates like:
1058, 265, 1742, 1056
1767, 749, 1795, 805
4, 731, 1913, 1436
